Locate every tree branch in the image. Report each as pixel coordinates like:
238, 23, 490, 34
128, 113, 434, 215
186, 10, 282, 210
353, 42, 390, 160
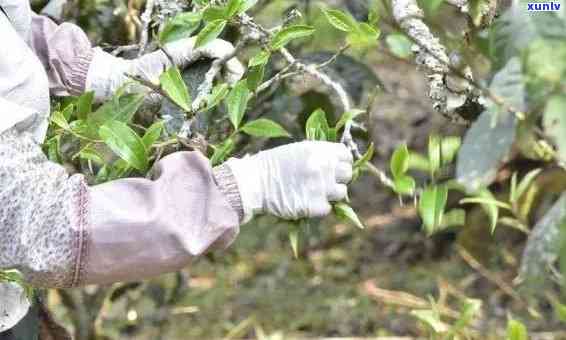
138, 0, 155, 56
391, 0, 479, 122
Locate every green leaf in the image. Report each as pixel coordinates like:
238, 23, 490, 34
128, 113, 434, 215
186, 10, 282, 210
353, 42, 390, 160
419, 185, 449, 235
368, 2, 380, 27
51, 108, 71, 130
270, 25, 315, 50
390, 143, 410, 179
451, 299, 481, 333
354, 143, 374, 170
305, 108, 330, 141
519, 193, 566, 290
477, 188, 501, 233
334, 202, 365, 229
510, 171, 518, 205
456, 108, 517, 192
408, 153, 431, 172
226, 0, 245, 17
249, 50, 271, 67
393, 175, 416, 196
411, 310, 449, 333
490, 3, 566, 71
210, 138, 235, 166
142, 121, 164, 149
336, 109, 365, 131
159, 12, 202, 44
99, 120, 148, 171
289, 224, 300, 258
554, 302, 566, 323
441, 136, 461, 166
160, 66, 192, 112
241, 118, 290, 138
460, 197, 511, 210
246, 64, 265, 91
386, 33, 412, 58
225, 80, 250, 129
206, 83, 230, 110
543, 95, 566, 164
45, 136, 61, 163
499, 217, 530, 234
428, 134, 442, 179
196, 19, 227, 48
507, 318, 528, 340
203, 6, 228, 22
76, 146, 105, 165
322, 8, 358, 32
326, 127, 338, 142
89, 93, 145, 128
513, 168, 542, 204
69, 119, 98, 140
61, 103, 73, 120
489, 57, 526, 112
449, 185, 504, 233
525, 39, 566, 91
439, 209, 466, 230
76, 91, 94, 120
347, 23, 380, 48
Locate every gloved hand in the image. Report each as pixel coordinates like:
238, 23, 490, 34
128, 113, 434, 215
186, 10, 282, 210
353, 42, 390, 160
225, 141, 354, 223
86, 37, 245, 101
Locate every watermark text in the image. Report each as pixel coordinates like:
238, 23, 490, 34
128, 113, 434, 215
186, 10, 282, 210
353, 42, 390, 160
527, 2, 562, 11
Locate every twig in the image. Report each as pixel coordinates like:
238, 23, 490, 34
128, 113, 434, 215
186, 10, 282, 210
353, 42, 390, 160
138, 0, 155, 56
393, 16, 525, 120
316, 43, 351, 70
362, 280, 460, 319
124, 73, 194, 117
456, 246, 526, 306
254, 63, 297, 94
392, 0, 453, 112
191, 39, 248, 111
111, 44, 139, 56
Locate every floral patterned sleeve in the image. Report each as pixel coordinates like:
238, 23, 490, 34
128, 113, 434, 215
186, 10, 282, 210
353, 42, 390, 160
0, 128, 243, 288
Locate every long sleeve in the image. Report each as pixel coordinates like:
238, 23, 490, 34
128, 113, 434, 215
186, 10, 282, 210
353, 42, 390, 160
0, 97, 37, 138
29, 13, 94, 96
0, 128, 242, 288
28, 12, 171, 102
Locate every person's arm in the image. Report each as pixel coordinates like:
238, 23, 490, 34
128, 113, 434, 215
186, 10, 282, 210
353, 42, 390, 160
0, 127, 242, 288
29, 13, 244, 101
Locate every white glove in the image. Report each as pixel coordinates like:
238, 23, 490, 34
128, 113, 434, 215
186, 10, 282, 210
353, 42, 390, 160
226, 141, 354, 223
0, 282, 30, 332
86, 37, 245, 101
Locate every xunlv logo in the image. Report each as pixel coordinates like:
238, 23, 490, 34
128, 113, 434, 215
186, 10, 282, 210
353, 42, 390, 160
527, 2, 562, 11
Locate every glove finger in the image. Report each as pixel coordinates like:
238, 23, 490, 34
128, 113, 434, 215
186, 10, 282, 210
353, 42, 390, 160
328, 184, 348, 202
224, 58, 246, 84
200, 39, 235, 59
309, 200, 332, 218
162, 37, 198, 67
335, 162, 353, 184
334, 143, 353, 163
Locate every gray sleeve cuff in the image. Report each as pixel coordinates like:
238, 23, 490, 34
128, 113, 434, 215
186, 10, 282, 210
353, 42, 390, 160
67, 48, 94, 95
213, 164, 245, 223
